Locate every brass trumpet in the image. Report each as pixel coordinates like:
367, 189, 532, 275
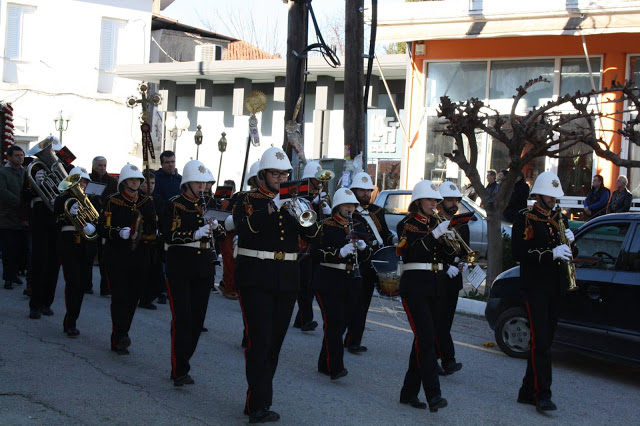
58, 174, 99, 241
434, 212, 477, 264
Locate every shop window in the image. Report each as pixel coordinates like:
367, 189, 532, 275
627, 57, 640, 198
560, 58, 601, 96
489, 60, 554, 111
426, 61, 487, 108
375, 160, 401, 191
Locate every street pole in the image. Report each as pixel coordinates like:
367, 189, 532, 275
344, 0, 364, 161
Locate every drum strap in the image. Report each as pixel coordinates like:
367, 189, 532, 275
357, 206, 383, 246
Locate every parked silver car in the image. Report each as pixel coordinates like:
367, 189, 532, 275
373, 190, 512, 259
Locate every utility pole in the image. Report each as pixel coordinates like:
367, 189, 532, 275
344, 0, 364, 160
283, 0, 308, 161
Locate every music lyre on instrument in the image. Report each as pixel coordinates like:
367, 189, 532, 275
58, 173, 99, 241
279, 179, 317, 227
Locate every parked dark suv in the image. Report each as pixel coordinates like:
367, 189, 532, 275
485, 212, 640, 362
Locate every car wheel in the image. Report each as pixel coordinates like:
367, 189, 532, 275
494, 307, 530, 359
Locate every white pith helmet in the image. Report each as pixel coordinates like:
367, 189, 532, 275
181, 160, 210, 187
350, 172, 375, 190
411, 180, 443, 203
224, 214, 235, 231
332, 187, 359, 209
302, 161, 322, 179
438, 181, 462, 199
530, 171, 564, 198
69, 166, 91, 181
247, 160, 260, 183
205, 168, 216, 184
258, 147, 292, 174
118, 164, 145, 186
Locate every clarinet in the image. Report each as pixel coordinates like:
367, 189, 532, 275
347, 213, 362, 279
200, 192, 217, 261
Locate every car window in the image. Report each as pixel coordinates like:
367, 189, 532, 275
624, 225, 640, 272
384, 193, 411, 215
462, 196, 486, 219
574, 223, 630, 270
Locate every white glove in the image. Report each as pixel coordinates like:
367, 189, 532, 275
392, 235, 399, 245
446, 264, 460, 278
35, 169, 45, 185
119, 227, 131, 240
69, 202, 80, 216
322, 203, 332, 215
356, 239, 367, 251
552, 244, 572, 261
194, 224, 212, 240
339, 243, 356, 258
211, 219, 219, 229
564, 229, 575, 244
312, 192, 327, 204
432, 220, 452, 239
272, 194, 285, 210
83, 223, 96, 235
460, 262, 469, 273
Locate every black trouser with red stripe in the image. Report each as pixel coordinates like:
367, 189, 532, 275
239, 287, 296, 414
104, 245, 146, 349
434, 273, 462, 368
59, 232, 95, 330
400, 291, 441, 401
522, 287, 559, 401
166, 252, 213, 379
294, 256, 315, 326
140, 241, 165, 304
344, 264, 375, 348
29, 218, 60, 311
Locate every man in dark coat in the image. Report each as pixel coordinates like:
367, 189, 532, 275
607, 175, 632, 214
153, 151, 182, 202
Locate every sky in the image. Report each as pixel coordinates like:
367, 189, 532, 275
162, 0, 407, 56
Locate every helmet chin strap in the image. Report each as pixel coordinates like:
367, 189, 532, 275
539, 195, 555, 211
186, 184, 199, 200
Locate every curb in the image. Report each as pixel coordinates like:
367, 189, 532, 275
456, 297, 486, 316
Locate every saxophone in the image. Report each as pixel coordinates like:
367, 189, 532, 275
555, 207, 578, 291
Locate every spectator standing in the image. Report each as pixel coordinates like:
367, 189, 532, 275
0, 146, 26, 289
482, 169, 499, 207
583, 174, 610, 220
502, 172, 530, 223
153, 151, 182, 202
607, 175, 632, 214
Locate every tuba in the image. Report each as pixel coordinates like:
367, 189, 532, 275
434, 212, 477, 264
58, 174, 100, 241
26, 136, 68, 212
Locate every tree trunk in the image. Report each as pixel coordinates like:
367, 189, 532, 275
484, 204, 504, 296
344, 0, 364, 159
283, 1, 307, 156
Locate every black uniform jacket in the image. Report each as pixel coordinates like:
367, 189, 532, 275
233, 185, 320, 292
54, 191, 99, 245
439, 221, 470, 291
396, 211, 446, 295
99, 191, 156, 252
512, 204, 574, 291
355, 204, 395, 250
161, 193, 225, 275
312, 213, 373, 292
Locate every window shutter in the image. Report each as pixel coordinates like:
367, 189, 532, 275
21, 6, 38, 60
99, 18, 126, 72
5, 4, 23, 59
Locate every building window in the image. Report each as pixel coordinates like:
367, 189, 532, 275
560, 58, 601, 96
99, 18, 126, 72
4, 3, 37, 60
426, 61, 487, 107
489, 59, 554, 111
627, 56, 640, 199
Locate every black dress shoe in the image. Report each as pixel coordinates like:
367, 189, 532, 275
301, 320, 318, 331
4, 281, 13, 290
330, 369, 348, 380
536, 399, 557, 413
517, 389, 536, 406
173, 374, 195, 387
318, 366, 331, 376
41, 307, 54, 316
399, 395, 427, 409
84, 288, 94, 295
437, 365, 446, 376
138, 302, 157, 310
441, 362, 462, 376
427, 396, 448, 412
248, 408, 280, 424
115, 336, 131, 351
29, 308, 41, 319
65, 327, 80, 338
201, 327, 209, 332
347, 345, 367, 354
13, 277, 23, 285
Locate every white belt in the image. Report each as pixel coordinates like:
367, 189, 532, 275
398, 262, 443, 274
320, 262, 354, 271
30, 197, 43, 208
165, 241, 212, 250
357, 207, 384, 246
235, 247, 297, 261
61, 225, 76, 233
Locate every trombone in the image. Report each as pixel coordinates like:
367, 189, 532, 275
434, 212, 477, 264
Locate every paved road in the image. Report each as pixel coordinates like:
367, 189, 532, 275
1, 267, 638, 425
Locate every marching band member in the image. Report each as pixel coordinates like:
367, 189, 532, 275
344, 172, 394, 353
396, 180, 450, 412
55, 167, 98, 337
512, 172, 574, 413
162, 160, 225, 387
99, 164, 156, 355
293, 161, 330, 332
233, 147, 319, 423
434, 182, 468, 375
313, 187, 372, 380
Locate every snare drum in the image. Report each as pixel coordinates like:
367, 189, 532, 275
371, 246, 401, 297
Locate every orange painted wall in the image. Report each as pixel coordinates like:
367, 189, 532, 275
410, 33, 640, 189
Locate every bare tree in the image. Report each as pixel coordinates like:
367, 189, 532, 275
437, 78, 640, 291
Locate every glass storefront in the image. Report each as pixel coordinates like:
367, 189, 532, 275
628, 56, 640, 198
